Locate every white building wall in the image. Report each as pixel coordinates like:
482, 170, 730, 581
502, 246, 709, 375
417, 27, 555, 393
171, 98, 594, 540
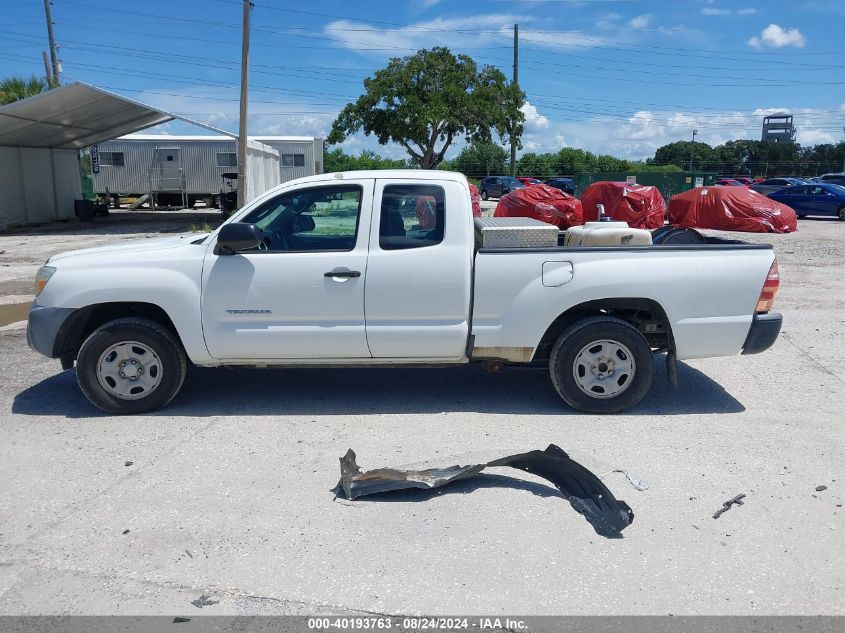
244, 140, 281, 204
0, 147, 81, 228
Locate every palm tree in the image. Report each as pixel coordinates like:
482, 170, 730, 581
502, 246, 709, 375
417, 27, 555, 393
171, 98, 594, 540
0, 76, 47, 106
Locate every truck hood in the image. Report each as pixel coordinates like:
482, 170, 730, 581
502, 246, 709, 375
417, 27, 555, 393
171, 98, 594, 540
48, 233, 210, 263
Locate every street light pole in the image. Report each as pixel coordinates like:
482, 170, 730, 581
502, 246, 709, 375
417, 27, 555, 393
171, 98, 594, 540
688, 129, 697, 172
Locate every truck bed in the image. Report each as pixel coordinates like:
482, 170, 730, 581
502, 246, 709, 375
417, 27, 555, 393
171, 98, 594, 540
471, 241, 775, 362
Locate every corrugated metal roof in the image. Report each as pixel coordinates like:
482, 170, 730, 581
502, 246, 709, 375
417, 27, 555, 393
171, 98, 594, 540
116, 134, 319, 142
119, 134, 236, 141
0, 82, 234, 149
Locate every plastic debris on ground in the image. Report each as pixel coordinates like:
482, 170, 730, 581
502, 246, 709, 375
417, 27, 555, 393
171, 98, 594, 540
580, 181, 666, 229
468, 182, 482, 218
713, 493, 746, 519
335, 444, 634, 538
668, 186, 797, 233
493, 184, 583, 229
601, 469, 649, 491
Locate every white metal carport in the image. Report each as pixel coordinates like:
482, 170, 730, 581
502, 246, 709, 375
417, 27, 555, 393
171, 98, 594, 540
0, 82, 279, 227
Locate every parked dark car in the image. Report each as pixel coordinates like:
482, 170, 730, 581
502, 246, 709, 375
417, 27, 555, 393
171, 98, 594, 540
750, 177, 808, 196
768, 183, 845, 220
517, 177, 543, 186
715, 179, 747, 187
545, 177, 575, 194
479, 176, 525, 200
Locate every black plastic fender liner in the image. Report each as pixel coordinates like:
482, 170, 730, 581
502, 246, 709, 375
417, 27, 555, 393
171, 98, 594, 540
337, 444, 634, 538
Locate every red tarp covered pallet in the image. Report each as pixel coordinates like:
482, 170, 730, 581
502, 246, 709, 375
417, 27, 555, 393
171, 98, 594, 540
580, 181, 666, 229
669, 186, 797, 233
493, 184, 583, 229
468, 182, 482, 218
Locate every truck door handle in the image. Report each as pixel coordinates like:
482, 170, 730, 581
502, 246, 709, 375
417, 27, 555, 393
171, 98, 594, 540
324, 270, 361, 278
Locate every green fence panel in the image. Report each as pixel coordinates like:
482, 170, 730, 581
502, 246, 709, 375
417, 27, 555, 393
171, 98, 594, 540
572, 172, 718, 198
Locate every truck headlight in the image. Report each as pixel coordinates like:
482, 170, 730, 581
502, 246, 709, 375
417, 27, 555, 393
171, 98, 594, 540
35, 266, 56, 296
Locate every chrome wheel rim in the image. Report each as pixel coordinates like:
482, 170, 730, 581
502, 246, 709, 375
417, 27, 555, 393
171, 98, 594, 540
96, 341, 163, 400
572, 339, 636, 399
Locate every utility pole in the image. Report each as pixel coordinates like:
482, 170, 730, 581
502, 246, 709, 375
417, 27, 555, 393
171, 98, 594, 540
237, 0, 253, 209
43, 0, 60, 86
688, 129, 697, 172
42, 51, 53, 86
510, 23, 518, 177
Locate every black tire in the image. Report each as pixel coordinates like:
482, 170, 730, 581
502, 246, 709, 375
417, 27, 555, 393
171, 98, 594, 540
76, 318, 187, 414
480, 189, 489, 201
797, 214, 806, 219
548, 316, 654, 414
838, 206, 845, 221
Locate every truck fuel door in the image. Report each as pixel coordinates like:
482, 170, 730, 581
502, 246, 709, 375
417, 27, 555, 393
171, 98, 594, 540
542, 261, 574, 287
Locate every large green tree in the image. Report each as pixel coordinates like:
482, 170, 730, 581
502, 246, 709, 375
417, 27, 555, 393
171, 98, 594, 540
650, 140, 719, 171
516, 152, 556, 179
452, 140, 509, 177
0, 76, 46, 105
327, 47, 524, 169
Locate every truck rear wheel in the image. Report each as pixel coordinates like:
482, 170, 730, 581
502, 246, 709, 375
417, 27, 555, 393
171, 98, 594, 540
76, 318, 187, 414
549, 316, 653, 414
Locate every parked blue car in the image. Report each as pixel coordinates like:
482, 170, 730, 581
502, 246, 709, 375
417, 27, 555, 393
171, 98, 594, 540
768, 183, 845, 220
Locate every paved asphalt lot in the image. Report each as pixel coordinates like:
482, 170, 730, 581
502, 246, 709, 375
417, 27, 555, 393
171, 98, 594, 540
0, 208, 843, 616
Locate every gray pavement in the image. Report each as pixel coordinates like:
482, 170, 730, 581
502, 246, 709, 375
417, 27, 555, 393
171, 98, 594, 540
0, 213, 843, 616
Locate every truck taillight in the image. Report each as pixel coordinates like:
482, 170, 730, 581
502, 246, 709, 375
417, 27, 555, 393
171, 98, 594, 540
755, 260, 780, 313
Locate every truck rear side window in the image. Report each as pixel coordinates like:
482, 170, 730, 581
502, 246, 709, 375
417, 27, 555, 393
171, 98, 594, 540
379, 184, 445, 250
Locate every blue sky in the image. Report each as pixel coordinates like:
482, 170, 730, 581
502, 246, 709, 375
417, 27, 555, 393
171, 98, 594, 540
3, 0, 844, 160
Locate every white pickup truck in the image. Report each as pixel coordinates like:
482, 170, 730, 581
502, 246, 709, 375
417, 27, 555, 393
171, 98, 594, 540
27, 170, 782, 415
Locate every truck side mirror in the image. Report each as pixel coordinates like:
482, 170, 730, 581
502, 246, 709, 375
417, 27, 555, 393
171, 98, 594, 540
215, 222, 263, 255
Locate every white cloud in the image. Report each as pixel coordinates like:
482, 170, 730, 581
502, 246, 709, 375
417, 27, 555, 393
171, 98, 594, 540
520, 101, 549, 132
702, 7, 757, 15
748, 24, 806, 48
594, 12, 622, 30
628, 14, 653, 30
323, 15, 524, 55
134, 85, 845, 163
322, 14, 625, 56
511, 104, 845, 159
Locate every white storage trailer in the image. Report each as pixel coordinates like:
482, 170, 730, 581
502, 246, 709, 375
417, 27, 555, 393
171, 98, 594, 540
92, 134, 322, 206
0, 82, 286, 227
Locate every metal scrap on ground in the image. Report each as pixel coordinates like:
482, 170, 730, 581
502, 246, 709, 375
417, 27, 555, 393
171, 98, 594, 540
713, 493, 746, 519
336, 444, 634, 538
190, 594, 219, 609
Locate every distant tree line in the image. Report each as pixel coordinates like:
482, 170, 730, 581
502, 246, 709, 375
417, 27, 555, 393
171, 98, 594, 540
326, 137, 844, 178
649, 139, 845, 176
324, 142, 683, 178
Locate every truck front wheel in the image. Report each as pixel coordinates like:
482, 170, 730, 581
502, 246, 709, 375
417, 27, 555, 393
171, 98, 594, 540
76, 318, 187, 414
549, 316, 653, 414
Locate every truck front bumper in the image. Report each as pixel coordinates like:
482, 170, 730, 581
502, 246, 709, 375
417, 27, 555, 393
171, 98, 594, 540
741, 312, 782, 355
26, 303, 76, 358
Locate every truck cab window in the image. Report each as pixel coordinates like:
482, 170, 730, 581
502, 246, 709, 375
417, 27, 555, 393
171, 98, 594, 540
241, 185, 362, 252
379, 184, 445, 250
